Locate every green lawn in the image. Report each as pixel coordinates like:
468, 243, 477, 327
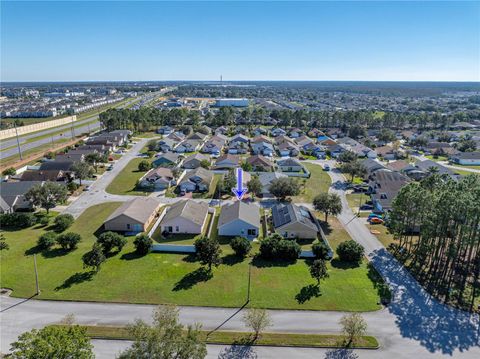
1, 203, 384, 311
105, 158, 153, 196
452, 169, 477, 177
449, 163, 480, 170
346, 193, 370, 212
293, 163, 331, 203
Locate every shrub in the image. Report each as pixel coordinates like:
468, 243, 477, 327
259, 234, 300, 261
56, 232, 81, 251
337, 240, 365, 263
194, 236, 222, 270
133, 234, 152, 255
312, 242, 330, 260
0, 212, 36, 229
276, 239, 301, 261
54, 214, 75, 232
138, 160, 151, 172
38, 232, 57, 250
34, 212, 50, 226
97, 231, 127, 254
259, 237, 278, 260
230, 237, 252, 258
2, 167, 16, 176
67, 182, 80, 192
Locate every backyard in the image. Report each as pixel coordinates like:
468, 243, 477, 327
1, 203, 385, 311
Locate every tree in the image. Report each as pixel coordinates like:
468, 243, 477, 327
9, 325, 93, 359
337, 240, 364, 264
247, 175, 263, 198
194, 236, 222, 271
25, 182, 69, 213
134, 233, 152, 255
340, 160, 367, 182
259, 233, 301, 261
243, 308, 272, 340
118, 305, 206, 359
138, 159, 151, 172
82, 243, 106, 272
71, 161, 93, 185
56, 232, 81, 251
377, 128, 396, 143
340, 313, 367, 346
310, 259, 329, 286
84, 152, 104, 172
96, 231, 127, 254
2, 167, 16, 176
338, 150, 357, 163
54, 214, 74, 232
269, 177, 300, 201
312, 242, 330, 260
313, 193, 342, 222
348, 124, 366, 139
241, 161, 253, 172
230, 236, 252, 258
199, 159, 210, 169
38, 232, 57, 250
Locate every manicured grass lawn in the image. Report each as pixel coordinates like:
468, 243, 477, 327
452, 169, 477, 177
346, 193, 370, 212
367, 223, 395, 248
57, 325, 379, 349
293, 163, 331, 203
1, 203, 383, 311
105, 158, 153, 196
449, 163, 480, 170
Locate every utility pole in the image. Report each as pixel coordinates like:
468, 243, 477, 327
34, 254, 40, 295
13, 121, 23, 160
247, 262, 252, 303
70, 116, 75, 139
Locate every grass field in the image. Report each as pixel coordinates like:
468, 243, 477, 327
293, 163, 331, 203
105, 158, 153, 196
1, 203, 385, 311
346, 193, 370, 212
55, 324, 379, 349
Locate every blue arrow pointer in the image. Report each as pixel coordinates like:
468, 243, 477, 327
231, 167, 247, 200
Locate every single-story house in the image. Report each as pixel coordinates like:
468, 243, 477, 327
368, 171, 410, 212
39, 160, 75, 172
178, 167, 213, 193
183, 153, 210, 169
230, 134, 250, 145
158, 138, 177, 152
174, 139, 201, 153
214, 154, 240, 169
153, 152, 181, 168
228, 142, 249, 154
258, 172, 288, 196
166, 131, 186, 142
272, 203, 319, 239
218, 201, 260, 239
0, 181, 43, 213
157, 126, 174, 135
20, 169, 69, 182
246, 155, 273, 172
215, 126, 228, 135
271, 128, 287, 137
103, 198, 161, 233
160, 200, 209, 234
277, 158, 303, 172
138, 167, 175, 190
450, 152, 480, 166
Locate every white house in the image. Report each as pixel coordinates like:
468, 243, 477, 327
218, 201, 260, 239
160, 200, 209, 234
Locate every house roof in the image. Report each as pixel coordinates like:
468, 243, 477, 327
144, 167, 173, 180
39, 160, 74, 171
246, 155, 272, 168
20, 170, 65, 182
451, 151, 480, 160
272, 203, 318, 232
161, 200, 208, 226
184, 153, 209, 163
215, 154, 240, 165
277, 158, 302, 167
386, 160, 411, 172
0, 181, 43, 208
155, 152, 180, 163
218, 201, 260, 228
415, 160, 456, 178
180, 167, 213, 184
258, 172, 287, 188
105, 198, 159, 224
361, 159, 388, 174
251, 135, 271, 144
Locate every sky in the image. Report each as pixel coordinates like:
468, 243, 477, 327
1, 1, 479, 82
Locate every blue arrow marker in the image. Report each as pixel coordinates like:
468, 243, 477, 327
231, 167, 247, 200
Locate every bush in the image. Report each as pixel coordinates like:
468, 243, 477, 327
312, 242, 330, 260
0, 212, 36, 229
259, 234, 300, 261
138, 160, 151, 172
133, 234, 152, 255
56, 232, 81, 251
230, 237, 252, 258
54, 214, 75, 232
2, 167, 16, 176
97, 231, 127, 254
276, 239, 301, 261
34, 212, 50, 226
38, 232, 57, 250
67, 182, 80, 192
259, 236, 278, 260
336, 240, 365, 263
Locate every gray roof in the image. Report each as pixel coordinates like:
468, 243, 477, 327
277, 158, 302, 167
452, 152, 480, 160
415, 160, 456, 178
184, 153, 209, 163
105, 198, 159, 224
161, 200, 208, 226
258, 172, 287, 187
180, 167, 214, 185
272, 203, 318, 231
39, 161, 74, 171
218, 201, 260, 228
0, 181, 43, 208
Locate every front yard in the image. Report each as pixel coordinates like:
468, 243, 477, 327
1, 203, 384, 311
105, 157, 153, 196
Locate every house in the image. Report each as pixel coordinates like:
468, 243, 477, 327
246, 155, 273, 172
450, 152, 480, 166
183, 153, 210, 169
218, 201, 260, 239
138, 167, 175, 190
39, 160, 75, 172
215, 126, 228, 135
153, 152, 181, 168
77, 144, 111, 154
20, 170, 68, 182
375, 145, 396, 160
289, 128, 302, 138
325, 144, 345, 158
66, 148, 99, 157
157, 126, 174, 135
361, 159, 389, 178
337, 137, 376, 159
228, 141, 249, 155
258, 172, 288, 196
251, 136, 274, 156
410, 160, 458, 181
187, 132, 208, 142
308, 128, 325, 138
230, 134, 250, 145
277, 158, 303, 172
103, 198, 161, 233
201, 135, 226, 155
166, 131, 186, 142
0, 181, 43, 213
178, 167, 213, 193
109, 130, 132, 142
252, 127, 267, 136
160, 200, 209, 234
272, 203, 319, 239
271, 128, 287, 137
295, 135, 313, 149
174, 139, 201, 153
55, 153, 85, 163
277, 141, 299, 157
214, 154, 240, 169
386, 160, 412, 173
368, 171, 410, 212
158, 138, 177, 152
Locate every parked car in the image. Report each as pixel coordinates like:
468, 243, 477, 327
369, 217, 384, 224
360, 204, 373, 210
323, 165, 330, 171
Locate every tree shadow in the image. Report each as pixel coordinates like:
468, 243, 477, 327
217, 336, 258, 359
367, 262, 392, 305
55, 271, 95, 291
24, 245, 42, 256
324, 348, 359, 359
251, 255, 295, 268
295, 283, 321, 304
182, 253, 197, 263
330, 258, 360, 270
120, 250, 144, 261
41, 247, 70, 259
173, 267, 212, 291
222, 254, 244, 266
319, 221, 333, 236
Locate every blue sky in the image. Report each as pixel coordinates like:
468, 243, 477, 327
1, 1, 479, 82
